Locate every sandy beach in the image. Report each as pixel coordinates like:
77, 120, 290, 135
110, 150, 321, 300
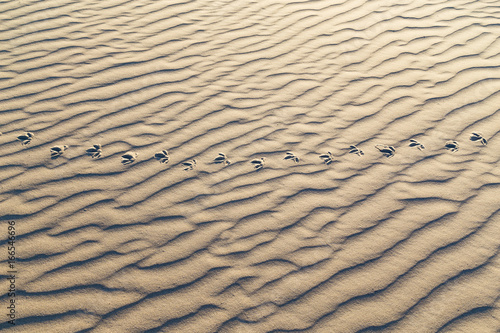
1, 0, 500, 332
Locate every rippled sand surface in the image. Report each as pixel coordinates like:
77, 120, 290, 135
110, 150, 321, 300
2, 0, 500, 332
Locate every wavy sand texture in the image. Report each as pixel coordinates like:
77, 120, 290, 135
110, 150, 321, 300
1, 0, 500, 332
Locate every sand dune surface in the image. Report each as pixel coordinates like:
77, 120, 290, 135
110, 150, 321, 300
1, 0, 500, 332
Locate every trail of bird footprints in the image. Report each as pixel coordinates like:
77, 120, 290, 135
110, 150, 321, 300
15, 131, 488, 170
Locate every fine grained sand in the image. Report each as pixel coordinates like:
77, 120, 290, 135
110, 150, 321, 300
1, 0, 500, 332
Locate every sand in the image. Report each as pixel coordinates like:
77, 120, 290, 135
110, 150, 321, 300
1, 0, 500, 332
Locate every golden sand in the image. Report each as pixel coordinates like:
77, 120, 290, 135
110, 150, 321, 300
1, 0, 500, 332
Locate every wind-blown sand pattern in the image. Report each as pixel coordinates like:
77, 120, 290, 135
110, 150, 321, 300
1, 0, 500, 332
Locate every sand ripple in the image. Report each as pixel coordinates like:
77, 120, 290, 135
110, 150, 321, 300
1, 0, 500, 332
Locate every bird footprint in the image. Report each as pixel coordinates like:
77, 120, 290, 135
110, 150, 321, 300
214, 153, 231, 165
154, 150, 169, 164
250, 158, 265, 170
445, 141, 459, 152
470, 132, 487, 146
17, 132, 34, 145
284, 152, 299, 163
86, 144, 102, 158
319, 152, 334, 165
121, 151, 138, 164
349, 145, 364, 156
375, 144, 396, 158
50, 145, 68, 158
182, 159, 196, 170
409, 139, 425, 151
